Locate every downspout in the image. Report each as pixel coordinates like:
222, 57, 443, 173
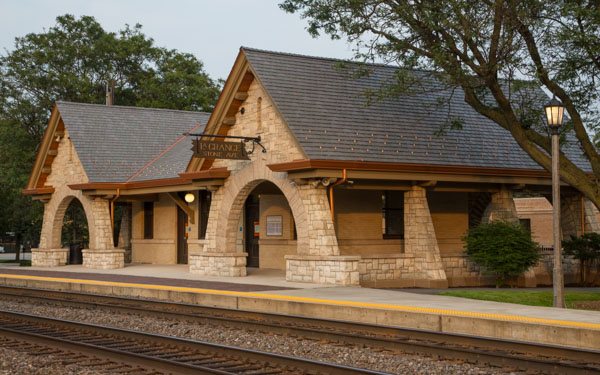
581, 194, 585, 235
329, 169, 347, 223
110, 188, 120, 233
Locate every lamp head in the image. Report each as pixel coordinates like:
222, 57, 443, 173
544, 96, 565, 133
184, 193, 195, 203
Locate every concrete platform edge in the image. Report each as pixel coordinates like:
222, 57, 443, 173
1, 275, 598, 351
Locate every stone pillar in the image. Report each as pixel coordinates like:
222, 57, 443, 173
561, 194, 583, 239
83, 197, 124, 269
32, 201, 68, 267
117, 204, 132, 264
296, 184, 338, 256
404, 186, 448, 288
583, 198, 600, 234
483, 187, 519, 224
189, 252, 247, 276
484, 188, 535, 286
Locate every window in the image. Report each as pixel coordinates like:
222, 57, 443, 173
520, 218, 531, 233
382, 191, 404, 239
198, 191, 212, 239
266, 215, 283, 236
143, 202, 154, 239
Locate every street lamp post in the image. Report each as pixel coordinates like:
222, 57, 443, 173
544, 96, 566, 308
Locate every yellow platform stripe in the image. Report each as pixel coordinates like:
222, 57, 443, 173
1, 273, 599, 330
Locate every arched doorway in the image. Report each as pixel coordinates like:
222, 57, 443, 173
61, 198, 89, 264
242, 181, 297, 269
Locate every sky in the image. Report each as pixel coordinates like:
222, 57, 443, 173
0, 0, 356, 81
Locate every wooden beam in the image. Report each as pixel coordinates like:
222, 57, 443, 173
234, 92, 249, 101
168, 192, 195, 224
222, 117, 236, 126
41, 167, 51, 174
47, 150, 58, 156
419, 180, 437, 187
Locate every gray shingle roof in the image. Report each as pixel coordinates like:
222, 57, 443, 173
56, 102, 210, 182
243, 48, 590, 171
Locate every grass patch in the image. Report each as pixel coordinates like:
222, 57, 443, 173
0, 259, 31, 267
437, 290, 600, 309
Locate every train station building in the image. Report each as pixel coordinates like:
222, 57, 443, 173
22, 48, 598, 288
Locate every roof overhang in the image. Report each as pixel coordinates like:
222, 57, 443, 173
67, 168, 230, 198
268, 159, 564, 187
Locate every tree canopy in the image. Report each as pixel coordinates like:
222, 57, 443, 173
0, 14, 220, 250
280, 0, 600, 207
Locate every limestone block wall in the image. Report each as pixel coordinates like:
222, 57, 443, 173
359, 254, 415, 287
403, 186, 447, 287
83, 249, 125, 269
285, 255, 359, 285
189, 252, 247, 277
483, 188, 519, 224
34, 128, 122, 268
31, 248, 68, 267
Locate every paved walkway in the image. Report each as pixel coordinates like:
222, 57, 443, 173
0, 263, 598, 325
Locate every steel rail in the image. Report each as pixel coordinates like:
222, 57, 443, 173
1, 286, 599, 374
0, 310, 387, 375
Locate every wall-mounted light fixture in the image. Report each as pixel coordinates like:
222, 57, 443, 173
184, 193, 195, 203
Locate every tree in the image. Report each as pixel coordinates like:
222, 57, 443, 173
562, 233, 600, 286
0, 15, 221, 255
462, 221, 541, 287
280, 1, 600, 208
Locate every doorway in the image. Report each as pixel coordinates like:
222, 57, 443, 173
245, 195, 260, 267
177, 206, 188, 264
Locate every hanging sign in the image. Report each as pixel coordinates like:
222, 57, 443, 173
192, 139, 250, 160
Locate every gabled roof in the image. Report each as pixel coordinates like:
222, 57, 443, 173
241, 47, 590, 172
27, 102, 210, 189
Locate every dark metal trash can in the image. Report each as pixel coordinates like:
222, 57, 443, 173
69, 243, 82, 264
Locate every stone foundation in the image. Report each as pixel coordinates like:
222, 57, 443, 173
82, 249, 125, 269
31, 248, 68, 267
189, 252, 247, 277
359, 254, 448, 288
285, 255, 360, 285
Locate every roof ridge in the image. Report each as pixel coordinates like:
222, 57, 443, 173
241, 46, 435, 73
56, 101, 212, 116
125, 122, 204, 183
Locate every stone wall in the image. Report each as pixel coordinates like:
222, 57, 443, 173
189, 252, 247, 277
285, 255, 359, 285
359, 254, 415, 287
34, 128, 121, 268
31, 248, 68, 267
82, 249, 125, 269
403, 186, 448, 287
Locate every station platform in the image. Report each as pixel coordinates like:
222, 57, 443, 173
0, 263, 598, 351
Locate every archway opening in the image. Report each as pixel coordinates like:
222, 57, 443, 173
61, 198, 89, 264
242, 181, 297, 270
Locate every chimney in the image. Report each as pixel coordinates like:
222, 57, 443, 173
106, 80, 115, 106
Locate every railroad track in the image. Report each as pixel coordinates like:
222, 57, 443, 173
0, 309, 386, 375
1, 286, 599, 374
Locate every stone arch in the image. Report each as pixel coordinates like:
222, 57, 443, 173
206, 159, 310, 256
34, 184, 120, 268
44, 186, 104, 250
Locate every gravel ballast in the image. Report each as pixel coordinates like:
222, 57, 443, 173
0, 298, 522, 375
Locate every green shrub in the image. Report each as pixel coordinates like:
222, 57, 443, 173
462, 221, 541, 287
562, 233, 600, 286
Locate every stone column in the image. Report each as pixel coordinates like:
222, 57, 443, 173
483, 187, 519, 224
83, 197, 124, 269
403, 186, 448, 288
117, 204, 132, 264
32, 201, 69, 267
483, 188, 535, 286
583, 198, 600, 234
